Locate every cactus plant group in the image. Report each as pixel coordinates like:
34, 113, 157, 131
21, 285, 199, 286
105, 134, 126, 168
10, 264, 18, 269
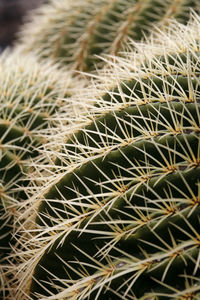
17, 0, 200, 72
6, 15, 200, 300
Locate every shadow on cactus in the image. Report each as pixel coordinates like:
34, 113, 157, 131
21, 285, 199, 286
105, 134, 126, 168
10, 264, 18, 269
17, 0, 200, 72
11, 16, 200, 299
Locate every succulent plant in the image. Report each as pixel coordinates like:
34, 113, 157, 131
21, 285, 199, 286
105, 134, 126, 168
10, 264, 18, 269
9, 15, 200, 300
0, 49, 78, 267
17, 0, 200, 72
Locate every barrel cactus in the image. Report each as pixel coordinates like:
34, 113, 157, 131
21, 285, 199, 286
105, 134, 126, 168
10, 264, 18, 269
9, 15, 200, 300
0, 49, 78, 267
17, 0, 200, 72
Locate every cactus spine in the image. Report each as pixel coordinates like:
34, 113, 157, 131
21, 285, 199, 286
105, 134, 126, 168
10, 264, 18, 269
9, 15, 200, 300
17, 0, 200, 72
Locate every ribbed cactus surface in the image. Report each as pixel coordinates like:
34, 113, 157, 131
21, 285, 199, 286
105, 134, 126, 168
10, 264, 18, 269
10, 16, 200, 300
18, 0, 200, 71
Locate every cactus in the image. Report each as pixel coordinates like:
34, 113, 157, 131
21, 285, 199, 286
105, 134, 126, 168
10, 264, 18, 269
0, 49, 78, 266
9, 15, 200, 300
17, 0, 200, 72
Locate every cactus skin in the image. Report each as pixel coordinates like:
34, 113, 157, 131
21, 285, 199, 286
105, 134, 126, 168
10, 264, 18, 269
0, 50, 75, 268
10, 16, 200, 300
17, 0, 200, 72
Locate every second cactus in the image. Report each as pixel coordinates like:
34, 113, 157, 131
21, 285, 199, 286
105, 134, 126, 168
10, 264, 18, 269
18, 0, 200, 71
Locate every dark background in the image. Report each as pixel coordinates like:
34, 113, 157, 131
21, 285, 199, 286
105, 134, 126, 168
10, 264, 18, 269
0, 0, 46, 50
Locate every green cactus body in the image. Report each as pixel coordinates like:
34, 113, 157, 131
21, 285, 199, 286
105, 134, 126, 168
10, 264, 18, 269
18, 0, 200, 72
11, 17, 200, 300
0, 50, 75, 265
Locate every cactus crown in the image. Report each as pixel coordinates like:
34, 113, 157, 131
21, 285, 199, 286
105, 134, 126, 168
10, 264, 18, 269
8, 14, 200, 300
17, 0, 200, 71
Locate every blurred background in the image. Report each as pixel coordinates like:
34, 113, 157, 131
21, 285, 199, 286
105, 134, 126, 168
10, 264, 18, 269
0, 0, 46, 51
